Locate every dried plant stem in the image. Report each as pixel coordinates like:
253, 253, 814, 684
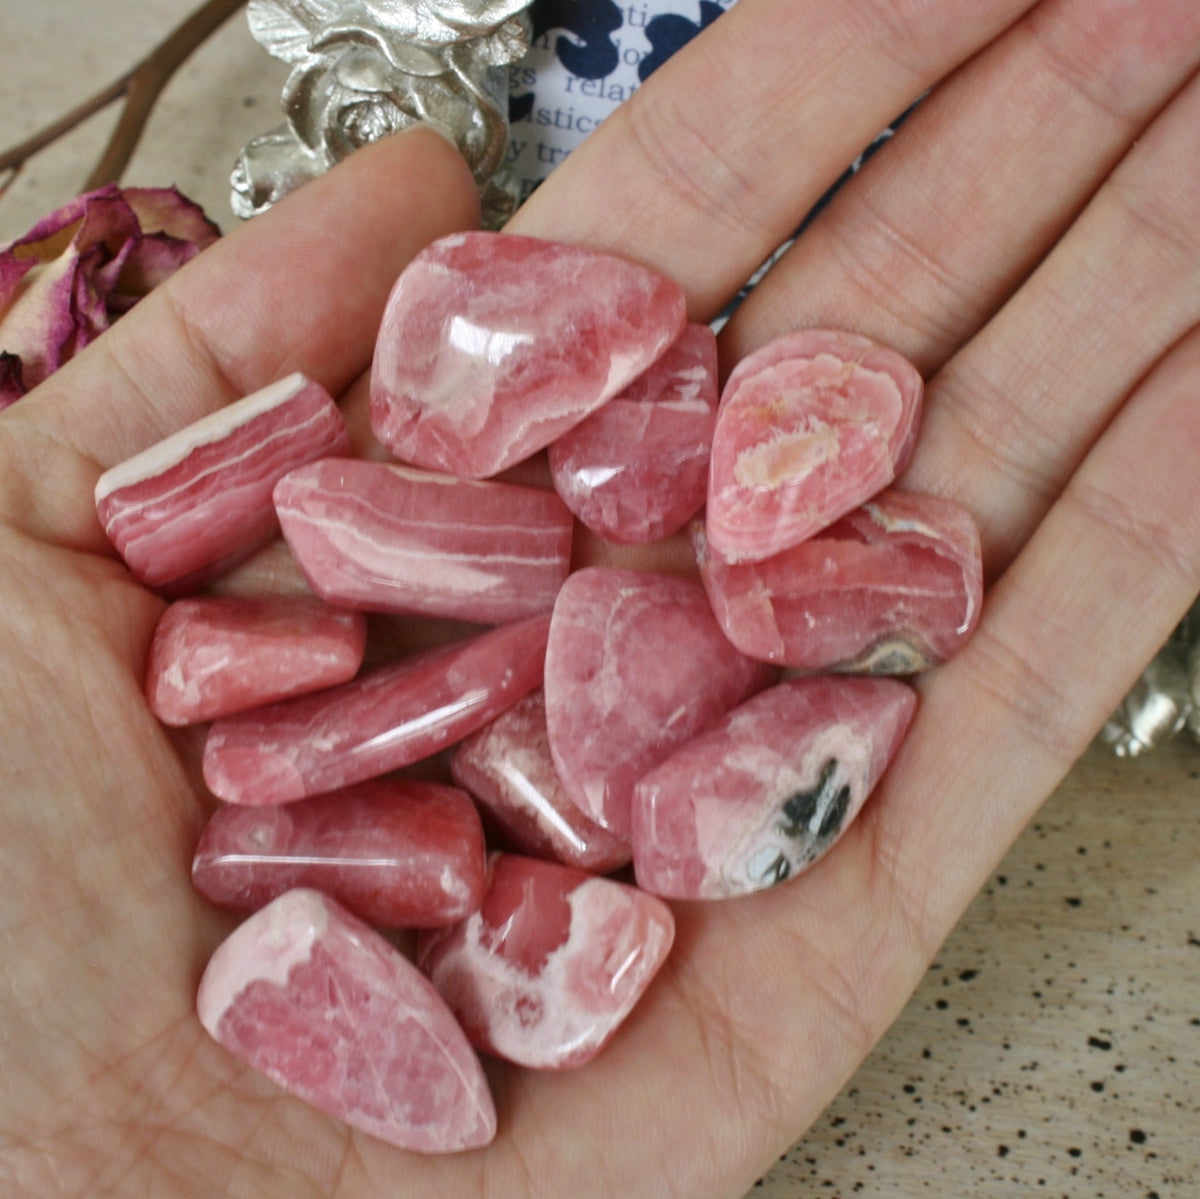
0, 0, 248, 196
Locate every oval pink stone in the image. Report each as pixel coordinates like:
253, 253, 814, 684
370, 231, 687, 478
416, 854, 674, 1069
632, 676, 916, 899
706, 329, 923, 562
197, 889, 496, 1153
145, 594, 367, 726
192, 779, 487, 927
548, 321, 719, 544
695, 489, 983, 672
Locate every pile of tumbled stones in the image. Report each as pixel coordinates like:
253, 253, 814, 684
94, 231, 983, 1154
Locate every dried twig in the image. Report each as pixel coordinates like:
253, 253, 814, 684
0, 0, 248, 198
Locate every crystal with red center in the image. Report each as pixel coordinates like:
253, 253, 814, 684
197, 888, 496, 1153
95, 373, 349, 591
145, 594, 367, 726
416, 854, 674, 1069
706, 330, 923, 562
274, 458, 573, 623
695, 489, 983, 672
451, 690, 631, 873
632, 677, 916, 899
192, 779, 486, 927
547, 321, 718, 543
544, 568, 776, 837
202, 614, 550, 806
370, 231, 687, 478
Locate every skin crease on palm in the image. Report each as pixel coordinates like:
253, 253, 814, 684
1, 0, 1199, 1195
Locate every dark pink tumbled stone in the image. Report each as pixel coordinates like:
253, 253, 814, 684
451, 690, 631, 873
202, 614, 550, 806
547, 322, 719, 544
695, 489, 983, 672
543, 568, 776, 837
275, 458, 574, 622
192, 779, 486, 927
95, 373, 349, 591
707, 329, 923, 562
197, 889, 496, 1153
370, 231, 687, 478
416, 854, 674, 1069
145, 594, 367, 726
632, 677, 916, 899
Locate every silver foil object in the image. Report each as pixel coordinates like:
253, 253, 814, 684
233, 1, 533, 227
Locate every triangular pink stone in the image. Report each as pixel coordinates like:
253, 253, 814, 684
370, 232, 687, 478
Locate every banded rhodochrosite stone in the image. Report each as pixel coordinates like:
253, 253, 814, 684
95, 373, 349, 591
706, 330, 923, 563
451, 691, 631, 873
547, 322, 719, 543
694, 490, 984, 673
274, 458, 573, 622
416, 854, 674, 1069
192, 779, 486, 927
632, 677, 916, 899
202, 614, 550, 806
544, 568, 776, 837
145, 595, 366, 726
370, 231, 687, 478
197, 889, 496, 1153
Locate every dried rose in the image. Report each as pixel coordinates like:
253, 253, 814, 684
0, 184, 220, 407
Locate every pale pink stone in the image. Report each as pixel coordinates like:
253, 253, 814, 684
192, 779, 486, 927
632, 677, 916, 899
547, 322, 718, 543
695, 489, 983, 673
145, 595, 367, 726
451, 691, 631, 873
707, 330, 923, 562
416, 854, 674, 1069
274, 458, 573, 623
95, 373, 349, 591
202, 614, 550, 806
544, 568, 776, 837
370, 231, 687, 478
197, 889, 496, 1153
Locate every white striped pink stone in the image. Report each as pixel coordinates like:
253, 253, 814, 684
694, 489, 984, 673
547, 321, 719, 544
202, 614, 551, 806
145, 594, 366, 726
197, 889, 496, 1153
369, 231, 687, 478
416, 854, 674, 1069
706, 329, 924, 563
95, 372, 348, 591
632, 677, 916, 899
274, 458, 573, 622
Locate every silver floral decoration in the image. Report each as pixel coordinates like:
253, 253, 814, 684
232, 0, 533, 227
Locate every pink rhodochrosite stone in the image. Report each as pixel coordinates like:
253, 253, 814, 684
95, 373, 349, 591
547, 321, 719, 543
145, 595, 367, 726
202, 614, 550, 806
707, 330, 923, 562
197, 889, 496, 1153
632, 676, 916, 899
416, 854, 674, 1069
274, 458, 573, 622
544, 568, 776, 837
694, 489, 984, 673
192, 779, 486, 927
370, 231, 687, 478
451, 691, 631, 873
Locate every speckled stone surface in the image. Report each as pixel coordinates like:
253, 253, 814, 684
4, 10, 1197, 1195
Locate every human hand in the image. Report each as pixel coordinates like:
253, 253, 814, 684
2, 2, 1199, 1197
